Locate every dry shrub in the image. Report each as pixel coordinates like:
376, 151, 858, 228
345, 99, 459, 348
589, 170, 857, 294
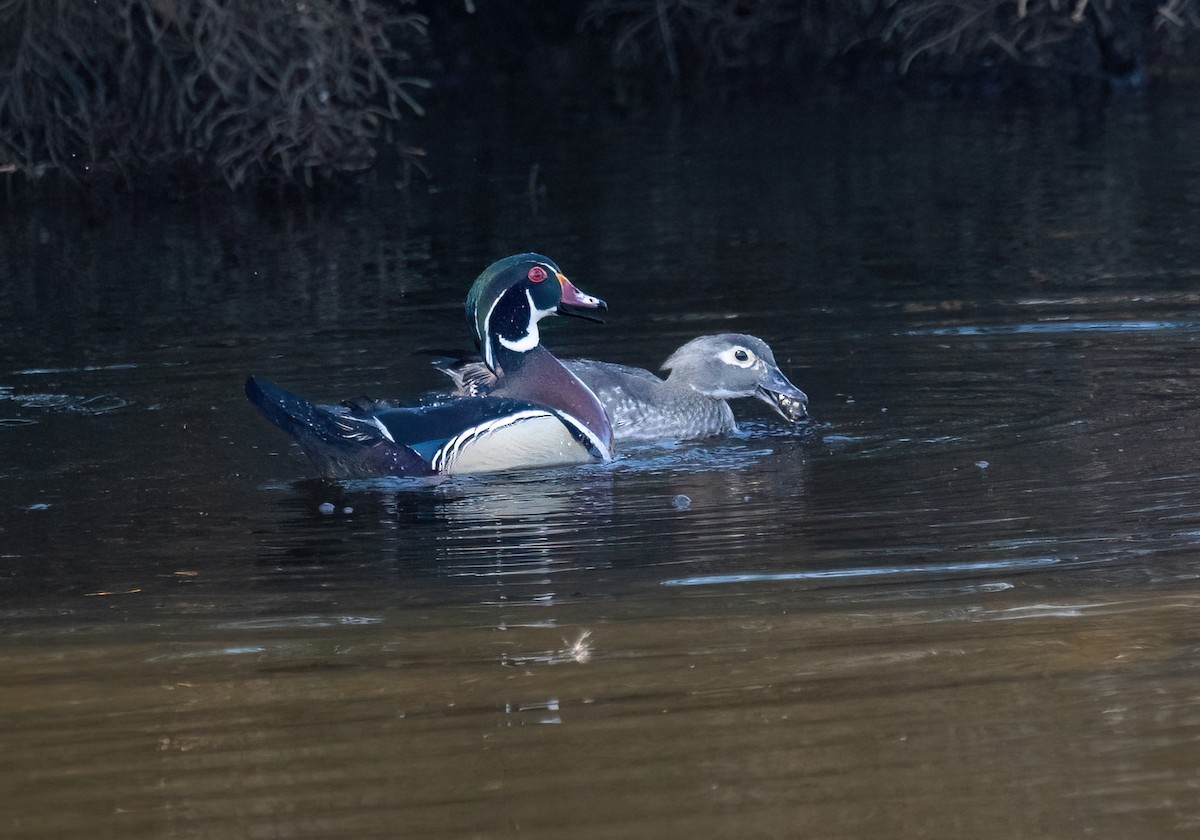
583, 0, 1200, 92
0, 0, 430, 187
581, 0, 857, 82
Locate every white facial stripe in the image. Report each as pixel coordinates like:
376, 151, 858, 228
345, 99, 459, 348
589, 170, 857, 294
480, 295, 500, 369
495, 289, 557, 354
527, 288, 558, 323
718, 346, 757, 368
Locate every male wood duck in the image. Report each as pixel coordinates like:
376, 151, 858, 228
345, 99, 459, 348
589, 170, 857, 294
441, 333, 810, 442
245, 253, 614, 478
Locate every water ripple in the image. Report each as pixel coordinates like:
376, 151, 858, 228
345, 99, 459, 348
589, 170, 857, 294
0, 389, 131, 414
908, 320, 1200, 337
661, 555, 1062, 587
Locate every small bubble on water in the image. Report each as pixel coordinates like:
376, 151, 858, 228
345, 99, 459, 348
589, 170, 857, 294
672, 494, 691, 511
318, 502, 336, 515
975, 460, 990, 469
27, 503, 50, 511
342, 506, 354, 515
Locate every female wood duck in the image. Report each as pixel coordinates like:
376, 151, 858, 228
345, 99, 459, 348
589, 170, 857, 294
441, 333, 810, 442
245, 254, 614, 478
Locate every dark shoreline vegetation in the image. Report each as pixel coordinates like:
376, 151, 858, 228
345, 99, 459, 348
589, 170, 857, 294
1, 0, 1199, 193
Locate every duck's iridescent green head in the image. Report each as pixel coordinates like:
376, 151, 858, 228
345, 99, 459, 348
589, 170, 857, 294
465, 253, 606, 371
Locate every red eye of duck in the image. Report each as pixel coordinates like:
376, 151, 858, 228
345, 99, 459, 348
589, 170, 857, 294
527, 266, 548, 283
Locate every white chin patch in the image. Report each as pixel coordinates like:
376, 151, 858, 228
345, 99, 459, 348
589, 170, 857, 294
528, 290, 558, 324
496, 289, 556, 354
498, 323, 540, 353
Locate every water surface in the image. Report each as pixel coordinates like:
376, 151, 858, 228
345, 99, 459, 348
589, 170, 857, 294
4, 97, 1200, 838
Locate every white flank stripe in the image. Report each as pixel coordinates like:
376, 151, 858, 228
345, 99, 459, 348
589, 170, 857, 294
432, 409, 555, 472
557, 412, 612, 462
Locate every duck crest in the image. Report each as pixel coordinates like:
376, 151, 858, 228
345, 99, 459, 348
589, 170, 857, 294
466, 252, 553, 371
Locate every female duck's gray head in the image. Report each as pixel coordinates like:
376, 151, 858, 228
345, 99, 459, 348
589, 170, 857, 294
662, 334, 810, 421
465, 253, 606, 371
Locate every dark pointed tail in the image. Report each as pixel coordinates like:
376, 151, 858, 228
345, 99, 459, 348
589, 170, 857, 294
244, 376, 431, 478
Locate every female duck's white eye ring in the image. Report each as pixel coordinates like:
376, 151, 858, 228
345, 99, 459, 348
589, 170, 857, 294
528, 266, 548, 283
720, 346, 757, 368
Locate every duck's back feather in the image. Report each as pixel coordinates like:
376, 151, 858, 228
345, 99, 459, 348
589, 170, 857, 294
568, 361, 735, 441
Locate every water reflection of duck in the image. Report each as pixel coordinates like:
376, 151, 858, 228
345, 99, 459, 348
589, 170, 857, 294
441, 334, 810, 442
245, 254, 614, 478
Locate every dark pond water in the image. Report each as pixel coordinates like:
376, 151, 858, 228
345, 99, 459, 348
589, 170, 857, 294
4, 95, 1200, 838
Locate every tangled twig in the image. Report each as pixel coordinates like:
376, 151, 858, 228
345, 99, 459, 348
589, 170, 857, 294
0, 0, 430, 187
583, 0, 1200, 89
